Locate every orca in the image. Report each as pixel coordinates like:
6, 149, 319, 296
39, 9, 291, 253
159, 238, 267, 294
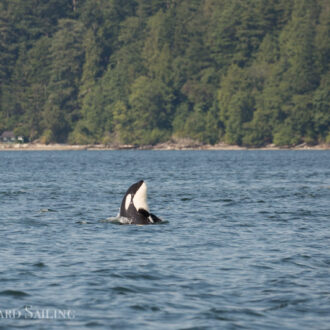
119, 180, 162, 225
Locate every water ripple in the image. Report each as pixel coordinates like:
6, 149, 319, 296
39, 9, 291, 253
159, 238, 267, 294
0, 150, 330, 329
0, 290, 29, 298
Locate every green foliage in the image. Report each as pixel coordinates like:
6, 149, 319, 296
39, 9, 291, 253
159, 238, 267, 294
312, 72, 330, 141
43, 19, 85, 142
68, 120, 96, 145
40, 129, 55, 145
218, 65, 255, 145
1, 0, 329, 146
127, 76, 173, 144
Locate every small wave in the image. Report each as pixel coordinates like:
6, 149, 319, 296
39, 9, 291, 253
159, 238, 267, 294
264, 297, 309, 312
0, 290, 29, 297
39, 208, 56, 213
111, 286, 137, 294
85, 321, 104, 327
33, 262, 46, 268
203, 307, 264, 321
116, 271, 160, 281
181, 197, 192, 201
99, 216, 167, 225
130, 304, 160, 311
75, 220, 94, 224
100, 216, 133, 225
0, 190, 27, 197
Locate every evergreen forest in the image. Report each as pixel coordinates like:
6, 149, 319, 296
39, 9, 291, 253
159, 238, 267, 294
0, 0, 329, 146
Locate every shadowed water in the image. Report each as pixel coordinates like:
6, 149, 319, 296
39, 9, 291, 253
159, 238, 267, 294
1, 150, 330, 329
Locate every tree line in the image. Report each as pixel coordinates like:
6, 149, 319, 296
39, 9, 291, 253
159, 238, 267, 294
0, 0, 329, 146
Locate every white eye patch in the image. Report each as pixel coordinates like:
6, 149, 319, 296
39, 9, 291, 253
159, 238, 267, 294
125, 194, 132, 210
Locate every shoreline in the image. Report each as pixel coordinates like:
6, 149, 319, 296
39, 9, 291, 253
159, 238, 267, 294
1, 142, 329, 151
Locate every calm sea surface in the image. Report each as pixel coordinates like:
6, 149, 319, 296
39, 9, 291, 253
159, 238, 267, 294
0, 150, 330, 329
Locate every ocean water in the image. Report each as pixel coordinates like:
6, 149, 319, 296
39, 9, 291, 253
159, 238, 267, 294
0, 150, 330, 329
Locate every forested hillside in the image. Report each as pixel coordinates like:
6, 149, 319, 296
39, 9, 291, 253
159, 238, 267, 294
0, 0, 329, 146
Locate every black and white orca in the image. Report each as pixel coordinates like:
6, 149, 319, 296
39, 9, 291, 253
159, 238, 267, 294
119, 180, 162, 225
